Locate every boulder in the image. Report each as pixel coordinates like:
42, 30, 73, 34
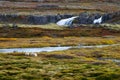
46, 15, 57, 23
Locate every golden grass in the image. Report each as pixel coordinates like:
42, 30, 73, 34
0, 38, 17, 41
0, 23, 65, 30
18, 23, 65, 30
100, 24, 120, 31
0, 37, 120, 48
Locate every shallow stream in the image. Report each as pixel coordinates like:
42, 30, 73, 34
0, 44, 119, 53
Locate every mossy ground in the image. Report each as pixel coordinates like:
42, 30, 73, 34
0, 24, 119, 80
0, 45, 120, 80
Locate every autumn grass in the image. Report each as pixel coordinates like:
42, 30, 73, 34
0, 24, 120, 38
0, 36, 120, 48
100, 24, 120, 31
0, 23, 65, 30
0, 1, 119, 15
0, 38, 17, 41
16, 23, 120, 31
0, 45, 120, 80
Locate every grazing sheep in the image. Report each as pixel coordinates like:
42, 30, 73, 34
57, 44, 61, 47
30, 52, 38, 57
25, 52, 38, 57
25, 52, 30, 56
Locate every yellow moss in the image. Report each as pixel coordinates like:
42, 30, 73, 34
98, 40, 116, 45
0, 38, 17, 41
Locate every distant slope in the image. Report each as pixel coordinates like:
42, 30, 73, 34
104, 11, 120, 24
0, 1, 119, 15
106, 17, 120, 24
2, 0, 120, 3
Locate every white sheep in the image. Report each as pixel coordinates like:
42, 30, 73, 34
25, 52, 30, 56
25, 52, 38, 57
30, 52, 38, 57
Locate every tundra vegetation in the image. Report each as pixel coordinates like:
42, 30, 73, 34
0, 25, 120, 80
0, 0, 120, 80
0, 45, 120, 80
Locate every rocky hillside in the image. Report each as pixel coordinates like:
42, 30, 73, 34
0, 0, 119, 24
0, 11, 119, 24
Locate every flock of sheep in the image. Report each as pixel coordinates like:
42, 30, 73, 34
25, 52, 38, 57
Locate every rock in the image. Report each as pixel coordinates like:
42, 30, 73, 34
46, 15, 57, 23
102, 14, 110, 22
63, 14, 74, 18
27, 15, 35, 24
76, 13, 90, 24
94, 13, 101, 19
36, 4, 59, 9
28, 16, 48, 24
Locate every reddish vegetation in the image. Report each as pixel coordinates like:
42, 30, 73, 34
0, 27, 119, 38
0, 1, 119, 15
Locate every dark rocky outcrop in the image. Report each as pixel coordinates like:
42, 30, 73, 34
0, 14, 74, 24
75, 13, 102, 24
103, 11, 120, 23
0, 11, 119, 25
28, 16, 48, 24
76, 11, 120, 24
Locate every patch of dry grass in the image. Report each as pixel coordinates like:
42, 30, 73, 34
100, 24, 120, 31
0, 38, 17, 41
0, 37, 120, 48
0, 23, 64, 30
